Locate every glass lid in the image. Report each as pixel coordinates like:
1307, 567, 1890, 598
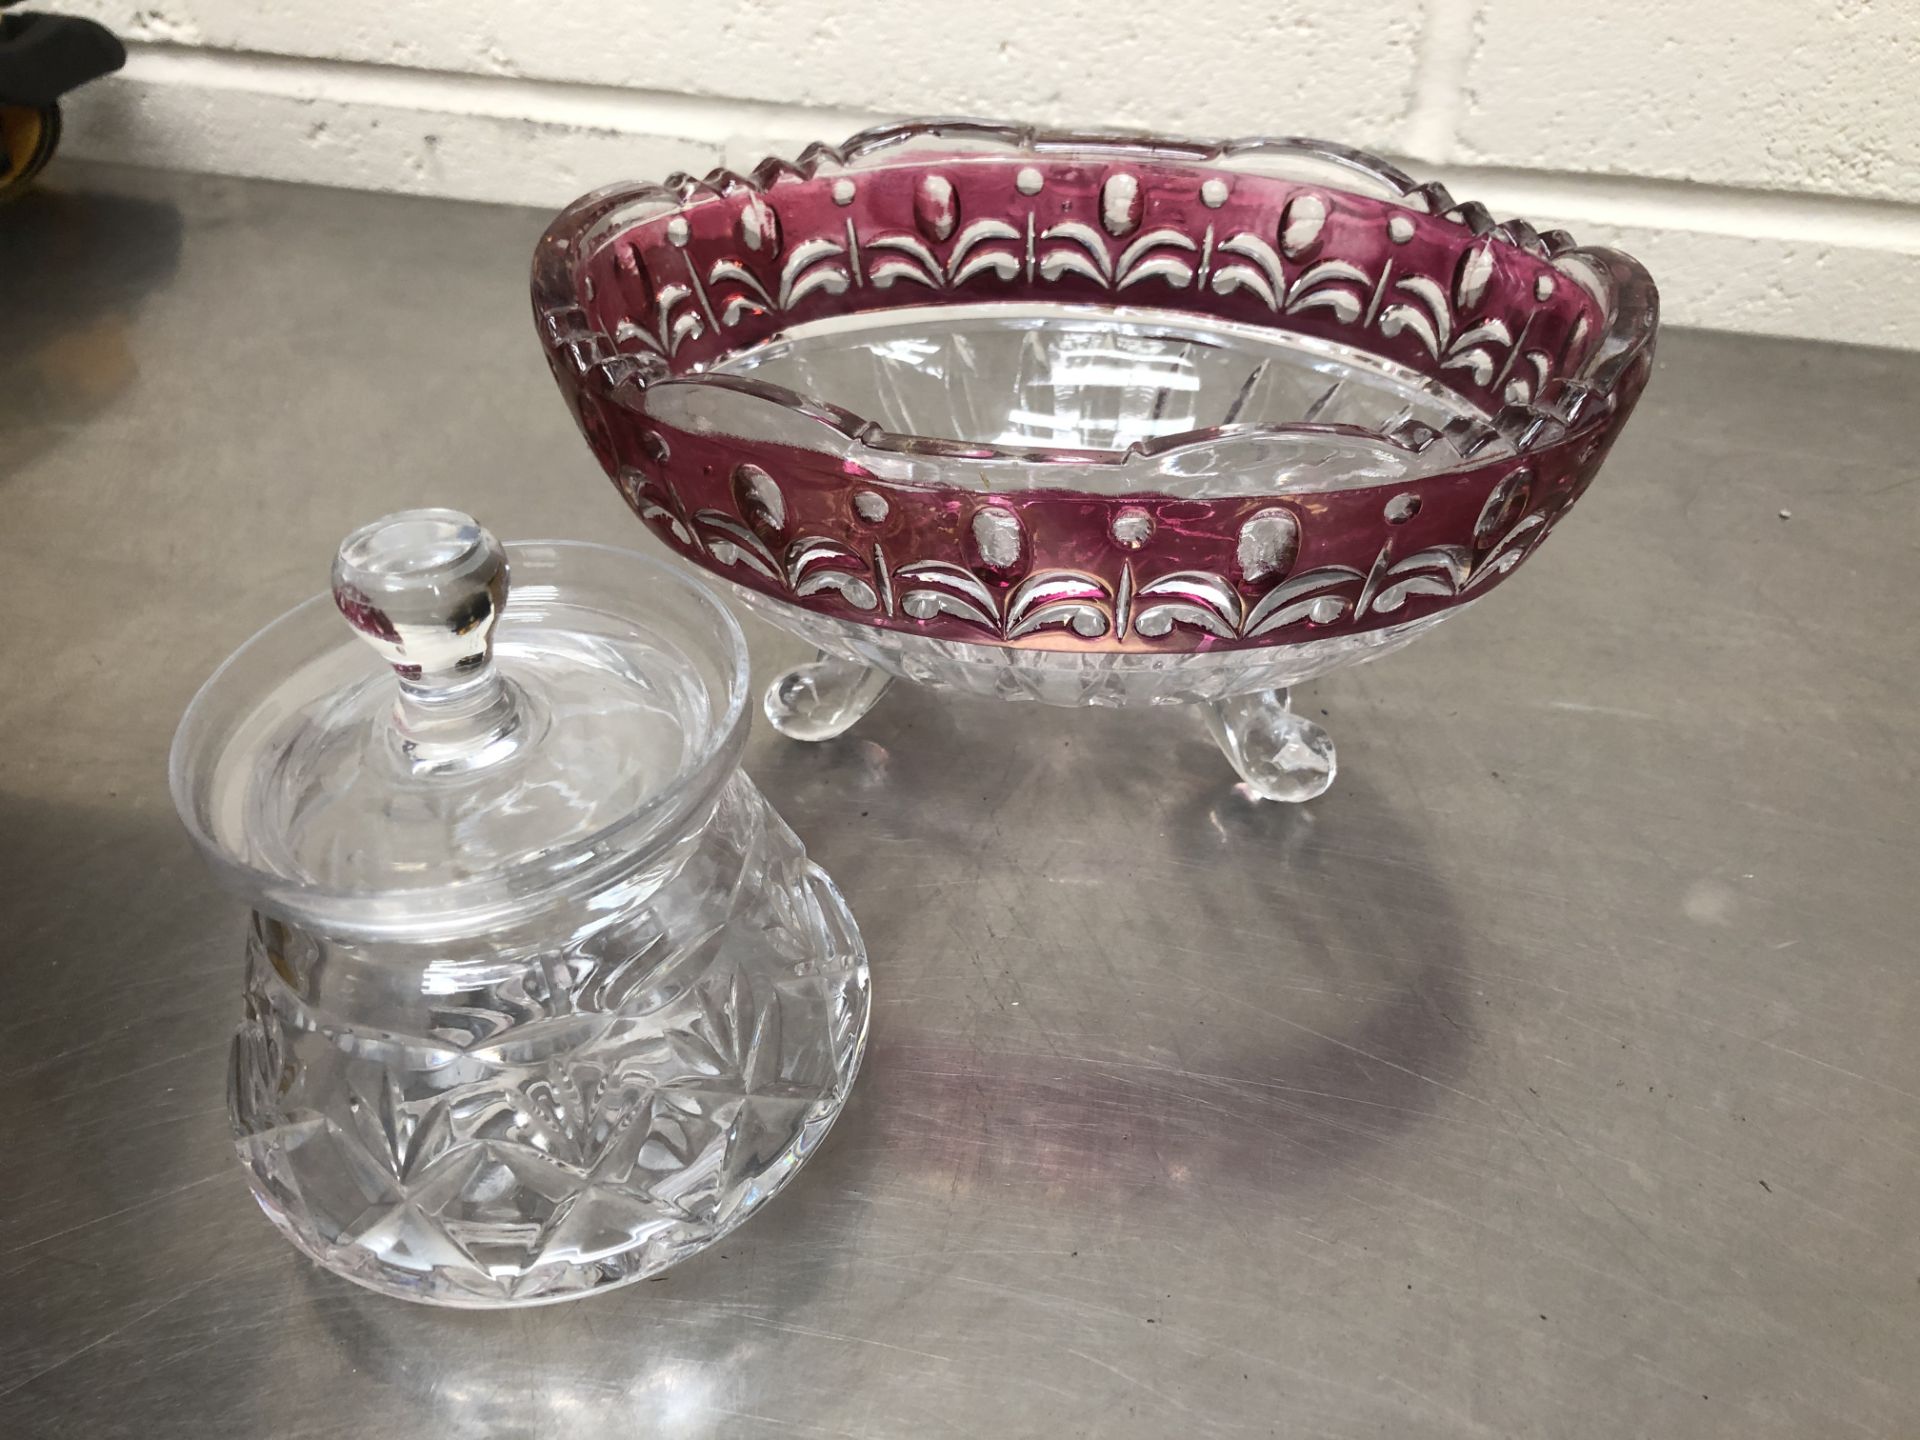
169, 510, 750, 939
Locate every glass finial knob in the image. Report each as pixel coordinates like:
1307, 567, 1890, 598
331, 509, 522, 771
332, 509, 508, 691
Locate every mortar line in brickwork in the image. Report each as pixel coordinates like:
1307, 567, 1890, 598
1405, 160, 1920, 255
1403, 0, 1478, 163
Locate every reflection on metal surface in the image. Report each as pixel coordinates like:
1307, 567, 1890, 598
0, 184, 182, 478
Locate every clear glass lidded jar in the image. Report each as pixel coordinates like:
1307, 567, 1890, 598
169, 510, 871, 1307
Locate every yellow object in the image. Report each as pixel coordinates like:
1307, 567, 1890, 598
0, 102, 59, 198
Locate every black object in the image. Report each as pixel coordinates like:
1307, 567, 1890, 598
0, 3, 124, 196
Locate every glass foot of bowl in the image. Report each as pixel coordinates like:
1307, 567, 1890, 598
764, 649, 895, 740
767, 645, 1337, 802
535, 121, 1657, 799
1206, 687, 1337, 802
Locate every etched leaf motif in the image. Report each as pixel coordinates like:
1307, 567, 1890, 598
1441, 348, 1497, 385
1280, 193, 1327, 258
946, 219, 1022, 287
901, 589, 995, 630
1452, 319, 1512, 351
615, 281, 704, 356
695, 511, 778, 579
1385, 274, 1450, 351
737, 193, 780, 253
1455, 242, 1495, 311
658, 285, 703, 355
795, 571, 878, 610
915, 174, 959, 242
867, 231, 942, 290
1132, 571, 1242, 639
731, 463, 786, 537
1003, 572, 1112, 640
1039, 221, 1114, 286
1214, 233, 1284, 306
1286, 258, 1371, 326
951, 250, 1021, 286
1236, 507, 1299, 584
1288, 288, 1362, 324
708, 258, 773, 329
785, 536, 856, 581
778, 237, 849, 309
1370, 546, 1473, 614
868, 258, 935, 290
899, 561, 999, 631
1210, 262, 1278, 308
1242, 566, 1366, 637
1101, 172, 1142, 237
1475, 468, 1533, 548
948, 219, 1020, 267
1464, 513, 1549, 591
1112, 228, 1198, 292
1117, 256, 1195, 292
970, 505, 1024, 571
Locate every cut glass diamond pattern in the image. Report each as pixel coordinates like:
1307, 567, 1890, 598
228, 778, 870, 1306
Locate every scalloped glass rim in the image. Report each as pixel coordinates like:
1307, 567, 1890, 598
532, 118, 1658, 484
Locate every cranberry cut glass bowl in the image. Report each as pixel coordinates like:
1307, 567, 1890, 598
533, 120, 1656, 801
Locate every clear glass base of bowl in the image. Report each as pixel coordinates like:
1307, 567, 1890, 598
738, 589, 1462, 708
738, 593, 1468, 802
228, 773, 870, 1307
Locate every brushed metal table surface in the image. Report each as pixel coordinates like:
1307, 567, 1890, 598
3, 165, 1917, 1440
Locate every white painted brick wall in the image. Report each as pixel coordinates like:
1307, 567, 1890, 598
59, 1, 1427, 136
1460, 0, 1920, 201
47, 0, 1920, 347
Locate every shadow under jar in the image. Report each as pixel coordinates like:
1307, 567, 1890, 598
169, 511, 870, 1306
534, 120, 1657, 801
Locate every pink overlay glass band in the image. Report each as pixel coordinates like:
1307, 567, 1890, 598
534, 124, 1656, 654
